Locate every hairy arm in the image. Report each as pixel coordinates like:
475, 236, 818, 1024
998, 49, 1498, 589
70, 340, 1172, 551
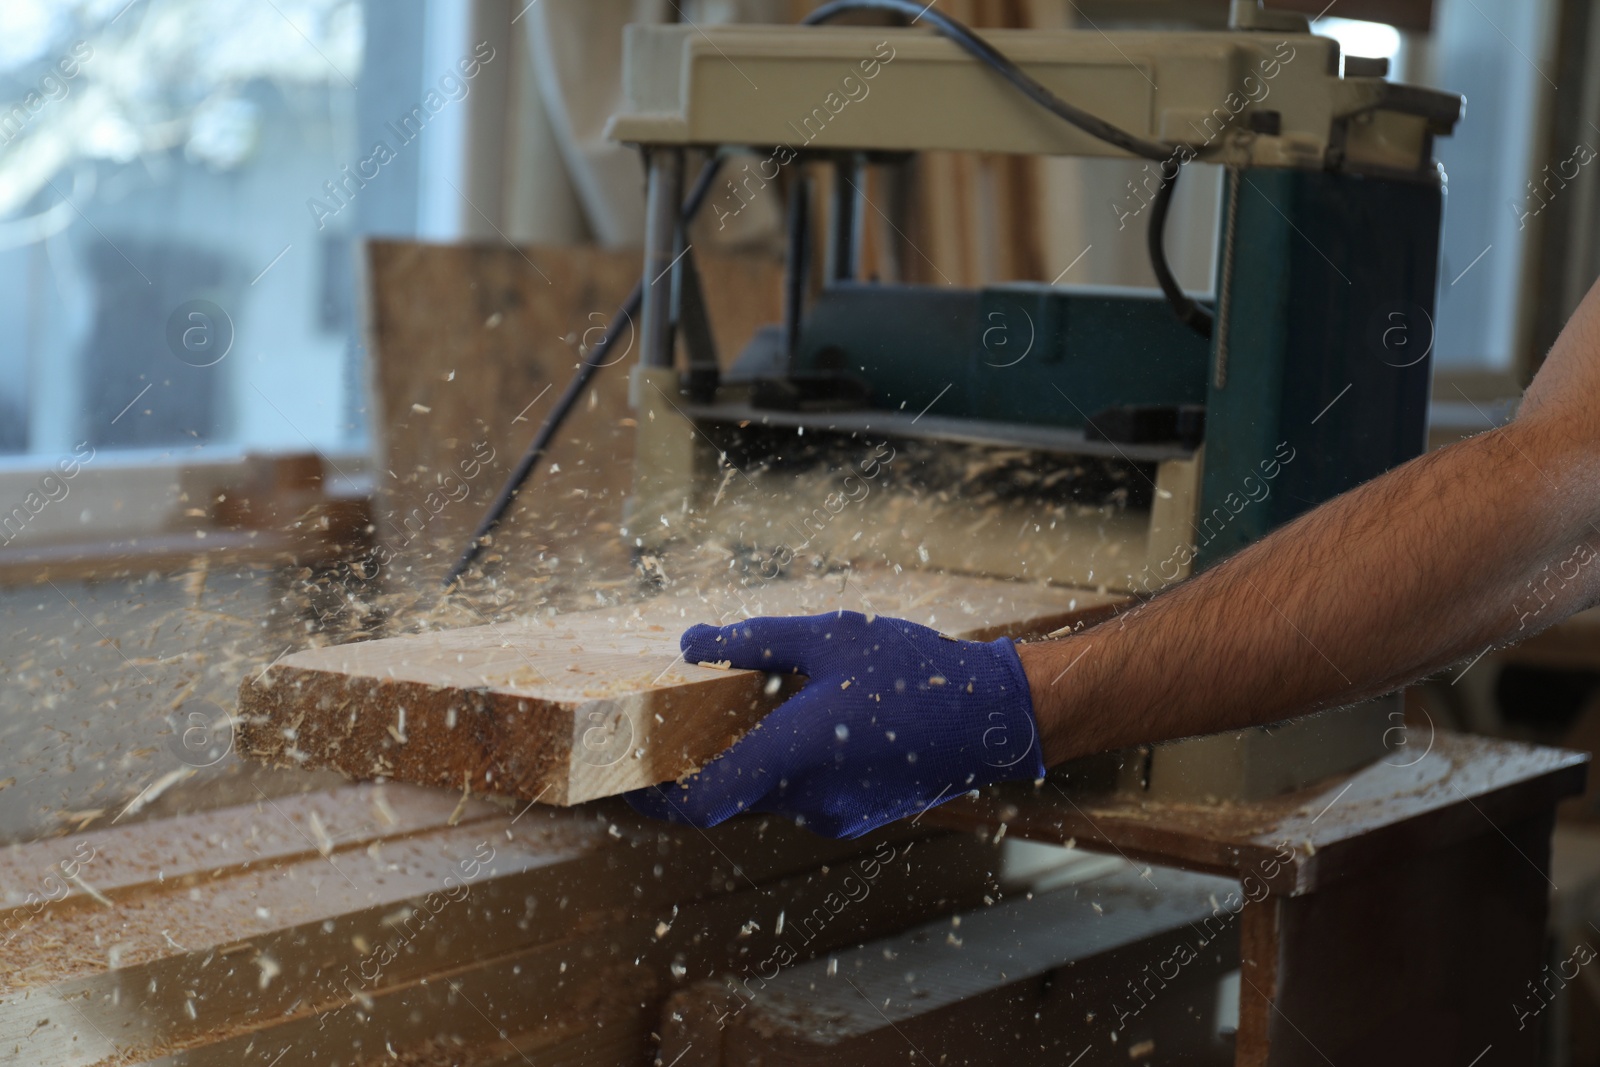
1025, 279, 1600, 766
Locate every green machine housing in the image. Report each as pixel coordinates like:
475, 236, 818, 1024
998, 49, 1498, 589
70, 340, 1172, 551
776, 166, 1443, 571
608, 18, 1465, 598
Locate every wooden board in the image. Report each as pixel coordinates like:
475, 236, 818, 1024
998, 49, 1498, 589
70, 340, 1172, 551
238, 569, 1123, 805
0, 782, 501, 916
925, 732, 1587, 895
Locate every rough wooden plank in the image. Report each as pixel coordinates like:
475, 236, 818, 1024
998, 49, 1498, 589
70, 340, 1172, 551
643, 832, 999, 988
238, 569, 1123, 805
132, 936, 660, 1067
0, 783, 499, 918
926, 732, 1587, 895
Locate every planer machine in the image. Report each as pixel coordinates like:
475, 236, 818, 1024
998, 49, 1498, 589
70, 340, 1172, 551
602, 0, 1462, 801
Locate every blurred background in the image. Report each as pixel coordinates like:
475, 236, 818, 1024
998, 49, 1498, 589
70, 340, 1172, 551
0, 0, 1584, 470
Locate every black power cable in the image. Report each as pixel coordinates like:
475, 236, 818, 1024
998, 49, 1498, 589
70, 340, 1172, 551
1147, 164, 1213, 338
803, 0, 1174, 162
803, 0, 1212, 337
441, 157, 724, 588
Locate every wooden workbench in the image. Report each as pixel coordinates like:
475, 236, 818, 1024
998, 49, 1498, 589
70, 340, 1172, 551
12, 731, 1576, 1063
925, 731, 1587, 1066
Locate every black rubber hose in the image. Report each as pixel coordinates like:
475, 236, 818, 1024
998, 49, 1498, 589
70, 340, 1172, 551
442, 157, 725, 589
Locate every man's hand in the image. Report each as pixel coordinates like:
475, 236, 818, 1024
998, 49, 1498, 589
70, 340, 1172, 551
625, 611, 1042, 838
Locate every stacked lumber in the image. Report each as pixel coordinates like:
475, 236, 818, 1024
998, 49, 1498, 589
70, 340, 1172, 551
237, 568, 1122, 806
0, 783, 1001, 1066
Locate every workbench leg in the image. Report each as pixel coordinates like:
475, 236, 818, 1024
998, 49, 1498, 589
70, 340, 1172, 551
1236, 812, 1553, 1066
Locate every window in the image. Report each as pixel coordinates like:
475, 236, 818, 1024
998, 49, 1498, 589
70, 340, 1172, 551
0, 0, 375, 462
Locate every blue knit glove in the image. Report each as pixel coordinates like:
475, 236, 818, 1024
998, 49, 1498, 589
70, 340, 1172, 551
625, 611, 1043, 839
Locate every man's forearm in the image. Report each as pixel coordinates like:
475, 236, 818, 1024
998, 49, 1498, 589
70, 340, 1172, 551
1022, 415, 1600, 766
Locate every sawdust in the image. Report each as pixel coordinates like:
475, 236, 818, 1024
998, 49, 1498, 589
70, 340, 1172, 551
0, 365, 1147, 1062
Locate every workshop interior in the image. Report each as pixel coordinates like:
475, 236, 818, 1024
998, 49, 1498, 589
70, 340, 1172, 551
2, 0, 1600, 1062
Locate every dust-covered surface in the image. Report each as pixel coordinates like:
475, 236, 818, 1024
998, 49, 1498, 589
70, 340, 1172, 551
0, 766, 1001, 1064
0, 10, 1201, 1067
686, 427, 1159, 592
0, 537, 620, 847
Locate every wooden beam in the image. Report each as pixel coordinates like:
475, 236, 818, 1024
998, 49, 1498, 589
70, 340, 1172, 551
237, 569, 1123, 806
128, 832, 997, 1065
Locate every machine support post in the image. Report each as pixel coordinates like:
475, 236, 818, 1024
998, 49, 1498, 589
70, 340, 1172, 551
783, 172, 813, 365
827, 154, 864, 283
641, 147, 685, 369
